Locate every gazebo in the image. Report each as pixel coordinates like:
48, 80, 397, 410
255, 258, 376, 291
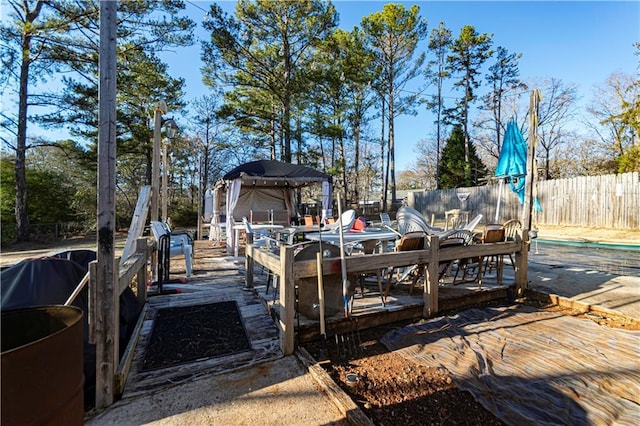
206, 160, 332, 253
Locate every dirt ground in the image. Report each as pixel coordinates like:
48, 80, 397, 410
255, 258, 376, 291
302, 301, 639, 426
303, 318, 506, 425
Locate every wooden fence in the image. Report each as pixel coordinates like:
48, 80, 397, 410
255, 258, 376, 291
409, 172, 639, 229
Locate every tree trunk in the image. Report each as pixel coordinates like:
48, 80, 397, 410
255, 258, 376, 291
353, 120, 360, 204
270, 111, 277, 160
282, 38, 292, 162
15, 25, 32, 242
388, 89, 396, 210
381, 97, 388, 210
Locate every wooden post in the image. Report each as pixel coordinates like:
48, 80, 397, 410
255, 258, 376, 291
279, 244, 295, 355
245, 233, 254, 289
135, 238, 147, 305
523, 89, 541, 231
88, 260, 98, 344
316, 252, 326, 337
151, 101, 167, 223
96, 0, 117, 408
514, 229, 530, 298
161, 140, 169, 222
424, 235, 440, 317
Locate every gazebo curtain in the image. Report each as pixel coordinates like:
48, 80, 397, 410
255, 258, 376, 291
225, 178, 242, 252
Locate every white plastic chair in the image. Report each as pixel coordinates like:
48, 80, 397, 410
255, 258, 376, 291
242, 217, 278, 250
380, 212, 401, 236
324, 209, 356, 233
462, 214, 483, 232
396, 206, 443, 235
150, 221, 193, 278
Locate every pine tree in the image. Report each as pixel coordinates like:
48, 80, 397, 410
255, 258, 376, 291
361, 3, 427, 209
438, 125, 487, 189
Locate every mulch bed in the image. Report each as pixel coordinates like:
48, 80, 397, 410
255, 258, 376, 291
142, 301, 250, 371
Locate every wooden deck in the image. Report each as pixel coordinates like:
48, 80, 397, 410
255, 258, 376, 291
120, 238, 519, 397
120, 244, 282, 399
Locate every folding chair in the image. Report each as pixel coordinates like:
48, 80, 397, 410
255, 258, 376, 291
150, 221, 194, 291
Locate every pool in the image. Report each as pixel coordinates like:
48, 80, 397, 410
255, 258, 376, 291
529, 239, 640, 276
535, 238, 640, 251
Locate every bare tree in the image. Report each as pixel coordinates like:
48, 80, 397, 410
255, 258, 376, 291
534, 78, 578, 179
407, 136, 438, 189
585, 72, 639, 172
478, 46, 527, 158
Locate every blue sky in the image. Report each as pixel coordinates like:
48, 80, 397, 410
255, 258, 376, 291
3, 1, 637, 172
170, 1, 639, 171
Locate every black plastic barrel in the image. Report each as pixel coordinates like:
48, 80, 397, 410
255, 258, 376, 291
295, 243, 348, 319
1, 305, 84, 425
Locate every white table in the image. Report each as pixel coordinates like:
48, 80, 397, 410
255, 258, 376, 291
280, 225, 321, 244
304, 228, 399, 254
233, 223, 284, 257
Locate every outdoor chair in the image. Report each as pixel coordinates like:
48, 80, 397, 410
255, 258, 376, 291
242, 217, 279, 250
243, 217, 280, 294
437, 229, 479, 285
502, 219, 522, 270
249, 210, 270, 224
396, 206, 443, 235
445, 209, 467, 230
385, 228, 477, 297
383, 231, 428, 300
462, 213, 484, 233
324, 209, 356, 233
379, 212, 392, 228
150, 221, 193, 281
480, 224, 506, 283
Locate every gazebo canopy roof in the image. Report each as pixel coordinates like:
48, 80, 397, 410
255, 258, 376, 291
221, 160, 330, 188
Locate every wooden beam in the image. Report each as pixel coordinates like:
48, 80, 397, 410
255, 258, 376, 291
96, 0, 118, 408
114, 304, 148, 396
298, 348, 375, 426
514, 231, 529, 297
523, 89, 541, 230
297, 305, 425, 343
135, 238, 147, 305
120, 186, 151, 265
290, 242, 522, 279
424, 235, 440, 317
279, 245, 295, 355
150, 102, 166, 223
245, 233, 254, 289
118, 252, 147, 294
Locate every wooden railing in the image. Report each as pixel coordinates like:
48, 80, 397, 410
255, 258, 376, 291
89, 237, 150, 407
246, 233, 530, 355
